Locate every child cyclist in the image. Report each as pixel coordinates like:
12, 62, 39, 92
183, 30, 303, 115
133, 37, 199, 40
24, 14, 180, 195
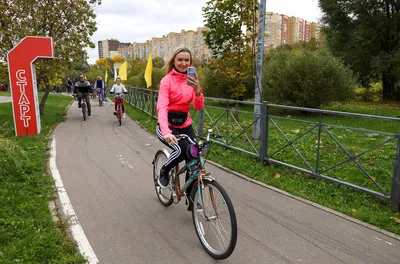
109, 77, 128, 118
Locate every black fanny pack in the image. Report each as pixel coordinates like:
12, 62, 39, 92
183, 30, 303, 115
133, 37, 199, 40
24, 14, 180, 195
168, 111, 188, 126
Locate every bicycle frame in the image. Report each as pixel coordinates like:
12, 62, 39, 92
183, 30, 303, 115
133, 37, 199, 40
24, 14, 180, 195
170, 135, 215, 210
96, 88, 105, 100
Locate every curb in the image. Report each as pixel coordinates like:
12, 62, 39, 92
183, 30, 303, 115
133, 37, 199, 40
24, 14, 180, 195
46, 99, 97, 263
206, 159, 400, 242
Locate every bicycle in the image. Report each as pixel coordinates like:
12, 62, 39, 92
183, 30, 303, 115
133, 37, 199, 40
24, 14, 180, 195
114, 92, 123, 126
152, 129, 237, 259
97, 88, 104, 107
77, 92, 88, 121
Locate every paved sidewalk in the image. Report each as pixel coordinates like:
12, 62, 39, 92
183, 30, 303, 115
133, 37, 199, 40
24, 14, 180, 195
0, 96, 12, 103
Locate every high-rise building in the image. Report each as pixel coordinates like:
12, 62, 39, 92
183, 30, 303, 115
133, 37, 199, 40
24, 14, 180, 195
264, 12, 283, 51
125, 27, 211, 62
289, 17, 305, 44
98, 39, 130, 59
281, 15, 290, 45
118, 45, 134, 60
311, 22, 322, 40
256, 12, 321, 51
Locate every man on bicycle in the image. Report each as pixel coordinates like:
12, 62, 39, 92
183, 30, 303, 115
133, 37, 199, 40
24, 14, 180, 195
95, 76, 106, 102
73, 74, 92, 116
109, 77, 128, 118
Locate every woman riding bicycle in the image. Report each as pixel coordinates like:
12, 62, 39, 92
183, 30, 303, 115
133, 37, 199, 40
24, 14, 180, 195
156, 46, 204, 208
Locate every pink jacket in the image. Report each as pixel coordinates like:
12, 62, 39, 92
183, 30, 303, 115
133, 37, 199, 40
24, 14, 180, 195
157, 68, 204, 135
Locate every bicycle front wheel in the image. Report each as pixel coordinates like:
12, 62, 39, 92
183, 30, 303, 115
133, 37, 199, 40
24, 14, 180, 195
192, 179, 237, 259
153, 150, 173, 206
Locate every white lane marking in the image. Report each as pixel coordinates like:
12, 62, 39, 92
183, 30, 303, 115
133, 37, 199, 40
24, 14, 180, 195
50, 137, 99, 264
385, 241, 395, 246
117, 154, 134, 169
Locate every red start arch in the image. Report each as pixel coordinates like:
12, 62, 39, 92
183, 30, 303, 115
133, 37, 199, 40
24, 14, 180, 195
7, 36, 54, 136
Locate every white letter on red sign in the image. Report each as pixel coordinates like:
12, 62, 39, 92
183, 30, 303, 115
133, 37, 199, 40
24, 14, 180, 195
20, 105, 30, 115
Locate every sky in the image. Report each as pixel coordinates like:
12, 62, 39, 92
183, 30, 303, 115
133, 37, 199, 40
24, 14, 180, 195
86, 0, 322, 64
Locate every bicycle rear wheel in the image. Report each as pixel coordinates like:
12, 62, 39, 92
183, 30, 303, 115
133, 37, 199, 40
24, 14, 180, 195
192, 179, 237, 259
153, 150, 173, 206
82, 102, 87, 121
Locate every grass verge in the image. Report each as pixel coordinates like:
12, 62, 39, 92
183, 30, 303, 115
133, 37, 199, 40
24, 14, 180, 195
0, 91, 11, 97
0, 94, 85, 263
122, 100, 400, 236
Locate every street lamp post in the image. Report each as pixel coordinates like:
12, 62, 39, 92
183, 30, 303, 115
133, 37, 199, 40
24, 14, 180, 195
253, 0, 267, 140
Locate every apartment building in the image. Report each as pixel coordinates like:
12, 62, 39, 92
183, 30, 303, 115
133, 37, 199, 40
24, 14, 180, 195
304, 21, 312, 42
114, 27, 211, 62
281, 15, 290, 46
98, 39, 131, 59
261, 12, 321, 51
264, 12, 282, 51
118, 45, 134, 60
311, 22, 321, 40
288, 17, 305, 44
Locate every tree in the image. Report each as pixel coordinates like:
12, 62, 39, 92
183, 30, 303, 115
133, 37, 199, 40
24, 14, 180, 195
153, 56, 164, 68
202, 0, 259, 99
0, 62, 8, 86
319, 0, 400, 101
0, 0, 98, 113
127, 59, 147, 80
96, 58, 109, 68
112, 56, 124, 64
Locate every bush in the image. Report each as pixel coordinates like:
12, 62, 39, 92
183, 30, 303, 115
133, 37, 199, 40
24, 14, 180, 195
202, 64, 229, 98
354, 82, 383, 102
263, 49, 356, 108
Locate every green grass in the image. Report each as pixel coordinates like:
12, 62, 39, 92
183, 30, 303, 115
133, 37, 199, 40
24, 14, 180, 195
0, 91, 11, 96
123, 99, 400, 235
0, 94, 85, 263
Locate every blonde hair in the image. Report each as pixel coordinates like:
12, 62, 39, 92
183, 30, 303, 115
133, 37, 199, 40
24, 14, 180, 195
165, 46, 192, 73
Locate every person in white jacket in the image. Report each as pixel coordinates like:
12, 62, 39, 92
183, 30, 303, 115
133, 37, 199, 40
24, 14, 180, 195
110, 77, 128, 118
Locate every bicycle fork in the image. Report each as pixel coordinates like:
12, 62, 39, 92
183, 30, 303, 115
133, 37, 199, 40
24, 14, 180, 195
196, 171, 219, 220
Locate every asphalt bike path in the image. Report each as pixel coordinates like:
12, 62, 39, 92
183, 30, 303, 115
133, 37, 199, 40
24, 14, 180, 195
53, 97, 400, 264
0, 96, 12, 103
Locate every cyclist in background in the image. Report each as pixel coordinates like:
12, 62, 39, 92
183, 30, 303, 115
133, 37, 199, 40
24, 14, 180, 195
109, 77, 128, 118
66, 78, 73, 95
73, 74, 92, 116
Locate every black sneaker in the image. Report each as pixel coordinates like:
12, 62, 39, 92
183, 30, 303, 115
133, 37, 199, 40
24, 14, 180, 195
187, 201, 202, 211
158, 166, 169, 188
88, 112, 91, 116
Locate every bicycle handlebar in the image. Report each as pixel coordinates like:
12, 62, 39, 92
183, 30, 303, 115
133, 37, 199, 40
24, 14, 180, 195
176, 129, 222, 145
